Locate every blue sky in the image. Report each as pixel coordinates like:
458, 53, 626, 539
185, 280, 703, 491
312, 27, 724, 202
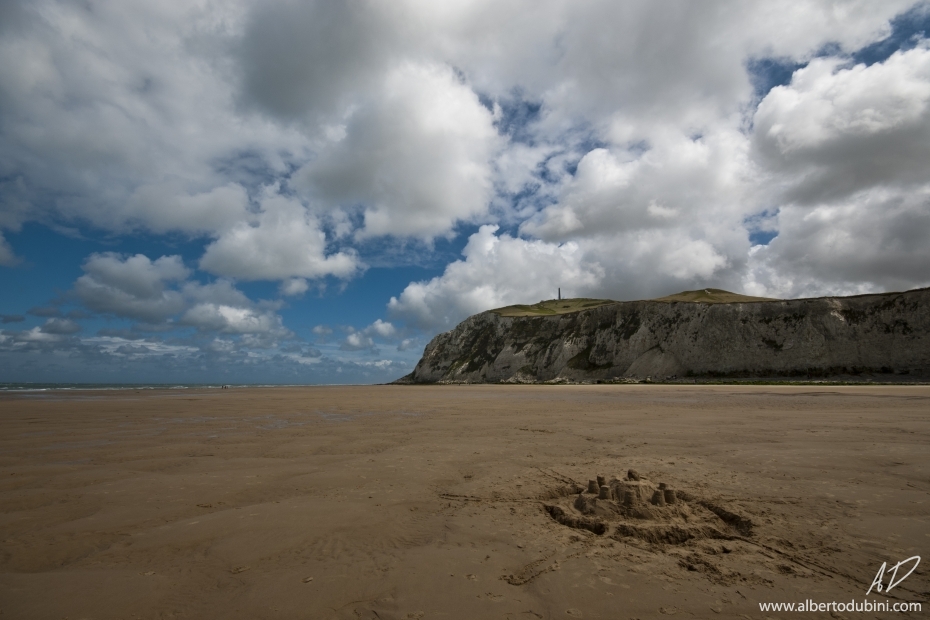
1, 0, 929, 384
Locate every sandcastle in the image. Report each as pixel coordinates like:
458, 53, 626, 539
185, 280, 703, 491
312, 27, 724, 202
544, 468, 752, 545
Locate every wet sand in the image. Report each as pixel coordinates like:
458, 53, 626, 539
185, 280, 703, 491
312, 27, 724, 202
0, 385, 927, 619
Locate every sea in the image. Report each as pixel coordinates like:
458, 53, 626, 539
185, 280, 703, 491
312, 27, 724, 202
0, 383, 317, 392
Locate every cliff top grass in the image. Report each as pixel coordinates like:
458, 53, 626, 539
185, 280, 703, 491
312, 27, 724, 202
653, 288, 778, 304
491, 289, 778, 317
491, 298, 614, 317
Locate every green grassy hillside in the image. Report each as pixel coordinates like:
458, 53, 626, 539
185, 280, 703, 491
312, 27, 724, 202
491, 298, 615, 317
490, 289, 778, 317
653, 288, 778, 303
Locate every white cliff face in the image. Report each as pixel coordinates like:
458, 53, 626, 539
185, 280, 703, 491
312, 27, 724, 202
399, 288, 930, 383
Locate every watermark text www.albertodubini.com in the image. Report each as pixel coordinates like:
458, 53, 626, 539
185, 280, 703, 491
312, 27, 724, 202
759, 600, 921, 613
759, 555, 922, 614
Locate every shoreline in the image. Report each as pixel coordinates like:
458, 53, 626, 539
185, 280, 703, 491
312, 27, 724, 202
3, 376, 929, 394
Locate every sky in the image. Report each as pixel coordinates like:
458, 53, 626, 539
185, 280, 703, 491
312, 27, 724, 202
1, 0, 930, 384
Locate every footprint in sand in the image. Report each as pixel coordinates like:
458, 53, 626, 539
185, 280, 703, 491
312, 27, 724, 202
566, 610, 582, 617
231, 566, 250, 574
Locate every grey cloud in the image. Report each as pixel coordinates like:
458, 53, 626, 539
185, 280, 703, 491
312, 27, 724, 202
96, 328, 145, 340
746, 190, 930, 298
277, 342, 323, 360
0, 314, 24, 324
204, 338, 236, 354
183, 279, 254, 308
238, 332, 291, 350
0, 1, 29, 36
71, 252, 292, 340
82, 337, 200, 361
238, 1, 397, 120
75, 253, 189, 322
180, 303, 289, 337
1, 326, 69, 346
397, 338, 417, 352
40, 318, 82, 335
126, 322, 179, 334
126, 183, 252, 235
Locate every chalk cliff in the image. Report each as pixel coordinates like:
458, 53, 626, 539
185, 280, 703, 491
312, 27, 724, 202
398, 288, 929, 383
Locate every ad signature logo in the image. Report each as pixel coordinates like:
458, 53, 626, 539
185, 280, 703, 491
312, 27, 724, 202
866, 556, 920, 595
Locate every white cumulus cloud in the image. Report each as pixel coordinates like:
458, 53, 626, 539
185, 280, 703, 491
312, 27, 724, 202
293, 62, 501, 239
4, 0, 930, 375
279, 278, 310, 297
199, 188, 360, 281
388, 225, 604, 330
754, 42, 930, 205
340, 319, 398, 351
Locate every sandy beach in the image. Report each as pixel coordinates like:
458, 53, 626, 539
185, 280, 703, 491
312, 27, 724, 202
0, 384, 927, 619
